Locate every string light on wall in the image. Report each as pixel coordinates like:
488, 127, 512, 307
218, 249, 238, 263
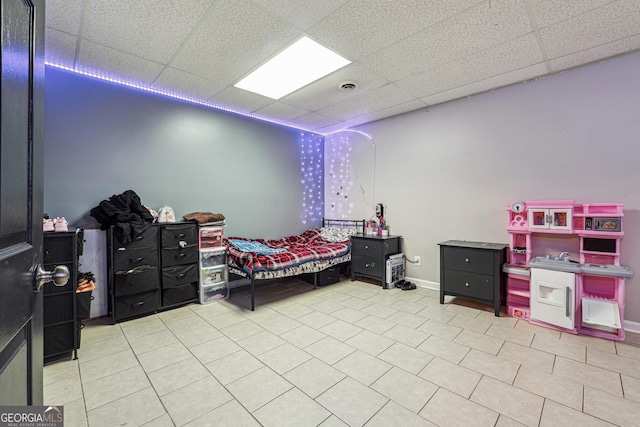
325, 134, 352, 218
299, 132, 324, 225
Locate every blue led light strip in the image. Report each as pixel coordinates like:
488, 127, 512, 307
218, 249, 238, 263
45, 62, 321, 134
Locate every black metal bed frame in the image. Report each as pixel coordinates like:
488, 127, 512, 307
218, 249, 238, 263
241, 218, 365, 311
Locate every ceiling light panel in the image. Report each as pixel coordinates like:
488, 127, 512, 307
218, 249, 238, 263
234, 36, 351, 99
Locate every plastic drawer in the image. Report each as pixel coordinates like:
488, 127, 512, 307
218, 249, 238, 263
200, 283, 229, 304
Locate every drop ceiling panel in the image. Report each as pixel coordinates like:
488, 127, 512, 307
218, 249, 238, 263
307, 0, 477, 61
281, 63, 390, 112
360, 0, 534, 82
396, 33, 544, 99
420, 63, 548, 106
529, 0, 616, 29
317, 83, 416, 121
170, 0, 300, 84
548, 34, 640, 72
44, 0, 640, 133
539, 0, 640, 58
251, 0, 349, 31
152, 68, 226, 100
82, 0, 215, 63
209, 86, 275, 115
254, 102, 309, 121
45, 0, 83, 34
294, 113, 345, 131
45, 28, 78, 66
340, 99, 429, 129
77, 40, 165, 85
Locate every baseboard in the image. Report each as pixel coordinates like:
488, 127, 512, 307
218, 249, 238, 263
405, 276, 439, 291
406, 278, 640, 334
624, 319, 640, 334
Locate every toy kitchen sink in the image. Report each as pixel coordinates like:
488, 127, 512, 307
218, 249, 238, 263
529, 255, 634, 278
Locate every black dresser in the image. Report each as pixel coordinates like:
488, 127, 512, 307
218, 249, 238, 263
351, 234, 401, 287
43, 230, 79, 361
438, 240, 507, 316
107, 222, 199, 323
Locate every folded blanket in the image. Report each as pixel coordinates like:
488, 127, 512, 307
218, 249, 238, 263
228, 239, 287, 255
183, 212, 225, 224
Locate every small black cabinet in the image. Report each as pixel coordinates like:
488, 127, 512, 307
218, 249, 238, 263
439, 240, 507, 316
351, 234, 401, 286
107, 223, 199, 323
43, 231, 79, 361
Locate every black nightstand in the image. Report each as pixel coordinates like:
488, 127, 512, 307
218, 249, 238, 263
438, 240, 507, 316
351, 234, 401, 287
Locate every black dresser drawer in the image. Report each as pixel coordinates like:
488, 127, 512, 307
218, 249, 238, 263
161, 223, 198, 247
162, 244, 198, 266
114, 246, 159, 270
44, 293, 75, 324
114, 290, 161, 319
351, 237, 398, 257
442, 269, 493, 301
163, 282, 198, 306
352, 255, 383, 277
162, 263, 199, 289
113, 226, 157, 250
443, 246, 494, 275
439, 240, 507, 317
44, 324, 75, 357
113, 266, 159, 296
43, 232, 77, 263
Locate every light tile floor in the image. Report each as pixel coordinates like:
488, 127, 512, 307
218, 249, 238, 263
44, 278, 640, 426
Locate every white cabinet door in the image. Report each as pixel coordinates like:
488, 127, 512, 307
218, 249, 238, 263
530, 268, 575, 330
528, 208, 572, 231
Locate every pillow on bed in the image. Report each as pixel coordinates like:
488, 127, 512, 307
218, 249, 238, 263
320, 226, 357, 242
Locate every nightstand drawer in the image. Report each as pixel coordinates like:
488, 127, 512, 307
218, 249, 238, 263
443, 246, 494, 275
352, 237, 399, 257
352, 255, 383, 277
443, 269, 493, 301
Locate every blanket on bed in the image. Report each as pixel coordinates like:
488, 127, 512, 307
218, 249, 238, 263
226, 229, 350, 274
228, 239, 287, 255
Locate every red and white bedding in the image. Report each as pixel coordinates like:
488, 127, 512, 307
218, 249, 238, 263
226, 229, 351, 280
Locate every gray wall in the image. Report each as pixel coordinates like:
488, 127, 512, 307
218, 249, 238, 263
334, 50, 640, 326
44, 67, 322, 239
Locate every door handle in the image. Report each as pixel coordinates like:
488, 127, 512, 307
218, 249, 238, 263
565, 287, 571, 317
34, 264, 70, 292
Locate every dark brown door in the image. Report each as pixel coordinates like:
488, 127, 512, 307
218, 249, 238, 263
0, 0, 46, 405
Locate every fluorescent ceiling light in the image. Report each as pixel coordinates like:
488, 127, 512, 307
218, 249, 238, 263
235, 36, 351, 99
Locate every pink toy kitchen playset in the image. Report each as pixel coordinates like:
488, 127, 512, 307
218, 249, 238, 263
504, 200, 633, 341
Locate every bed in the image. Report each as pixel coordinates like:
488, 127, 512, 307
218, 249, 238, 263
225, 218, 365, 310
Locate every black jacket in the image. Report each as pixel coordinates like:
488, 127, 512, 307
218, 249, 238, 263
90, 190, 154, 245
